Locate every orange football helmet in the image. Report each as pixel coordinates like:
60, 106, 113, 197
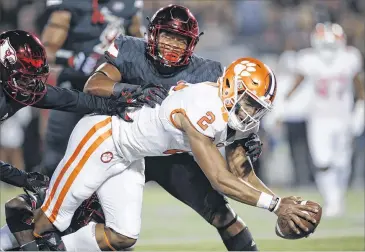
218, 57, 277, 132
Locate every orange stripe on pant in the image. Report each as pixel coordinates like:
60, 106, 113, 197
42, 117, 112, 214
48, 128, 113, 223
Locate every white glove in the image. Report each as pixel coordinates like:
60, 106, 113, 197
351, 100, 365, 137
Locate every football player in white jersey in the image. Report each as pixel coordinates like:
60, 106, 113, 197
32, 58, 318, 251
286, 23, 365, 217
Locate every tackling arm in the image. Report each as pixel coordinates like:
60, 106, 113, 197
84, 63, 123, 97
0, 161, 28, 187
32, 84, 139, 115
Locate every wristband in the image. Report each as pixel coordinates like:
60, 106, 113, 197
272, 197, 281, 212
256, 192, 273, 209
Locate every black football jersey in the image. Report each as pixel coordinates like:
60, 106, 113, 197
46, 0, 142, 56
105, 35, 223, 90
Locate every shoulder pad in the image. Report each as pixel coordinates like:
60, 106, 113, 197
189, 56, 223, 82
105, 35, 145, 73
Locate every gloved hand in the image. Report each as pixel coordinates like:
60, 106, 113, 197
241, 133, 263, 163
133, 83, 169, 108
24, 172, 50, 193
106, 96, 143, 122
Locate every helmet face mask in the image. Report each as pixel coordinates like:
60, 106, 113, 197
157, 31, 189, 65
0, 30, 49, 105
3, 71, 48, 105
147, 4, 201, 68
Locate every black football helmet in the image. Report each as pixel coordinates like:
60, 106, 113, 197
146, 4, 202, 71
0, 30, 49, 105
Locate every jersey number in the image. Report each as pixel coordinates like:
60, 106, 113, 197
316, 76, 347, 99
197, 112, 216, 131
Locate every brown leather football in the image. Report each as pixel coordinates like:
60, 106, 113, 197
275, 200, 322, 239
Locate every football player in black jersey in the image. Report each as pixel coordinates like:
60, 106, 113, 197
40, 0, 148, 178
0, 29, 165, 251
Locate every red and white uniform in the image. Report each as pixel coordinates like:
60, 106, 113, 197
296, 46, 362, 168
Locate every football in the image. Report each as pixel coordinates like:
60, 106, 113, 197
275, 200, 322, 239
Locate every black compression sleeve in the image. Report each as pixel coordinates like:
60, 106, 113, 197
0, 161, 28, 187
32, 84, 111, 114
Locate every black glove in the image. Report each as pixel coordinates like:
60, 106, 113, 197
241, 133, 263, 163
133, 83, 169, 108
106, 96, 143, 122
24, 172, 50, 193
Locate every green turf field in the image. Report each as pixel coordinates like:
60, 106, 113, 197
1, 184, 364, 251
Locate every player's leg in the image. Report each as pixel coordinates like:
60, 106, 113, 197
307, 118, 341, 217
331, 121, 353, 215
41, 110, 83, 178
61, 159, 145, 251
33, 115, 122, 238
145, 154, 257, 251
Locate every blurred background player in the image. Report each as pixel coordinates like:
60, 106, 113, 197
285, 22, 365, 217
40, 0, 145, 177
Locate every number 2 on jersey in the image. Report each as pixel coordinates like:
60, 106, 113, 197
197, 112, 216, 131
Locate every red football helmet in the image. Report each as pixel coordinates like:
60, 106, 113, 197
146, 4, 202, 68
0, 30, 49, 105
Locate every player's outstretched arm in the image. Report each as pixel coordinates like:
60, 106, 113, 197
0, 161, 49, 192
225, 143, 275, 196
176, 113, 265, 206
176, 114, 318, 233
32, 84, 141, 116
84, 62, 123, 97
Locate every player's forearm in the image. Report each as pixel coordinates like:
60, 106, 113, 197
0, 161, 28, 187
193, 141, 263, 206
84, 72, 116, 97
33, 85, 111, 114
217, 171, 263, 206
85, 73, 141, 99
247, 170, 275, 196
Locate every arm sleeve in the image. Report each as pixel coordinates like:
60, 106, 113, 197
32, 84, 111, 115
0, 161, 28, 187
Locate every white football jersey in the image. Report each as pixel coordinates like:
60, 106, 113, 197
111, 82, 258, 162
296, 46, 362, 118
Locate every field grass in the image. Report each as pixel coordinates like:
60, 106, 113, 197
1, 183, 364, 251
